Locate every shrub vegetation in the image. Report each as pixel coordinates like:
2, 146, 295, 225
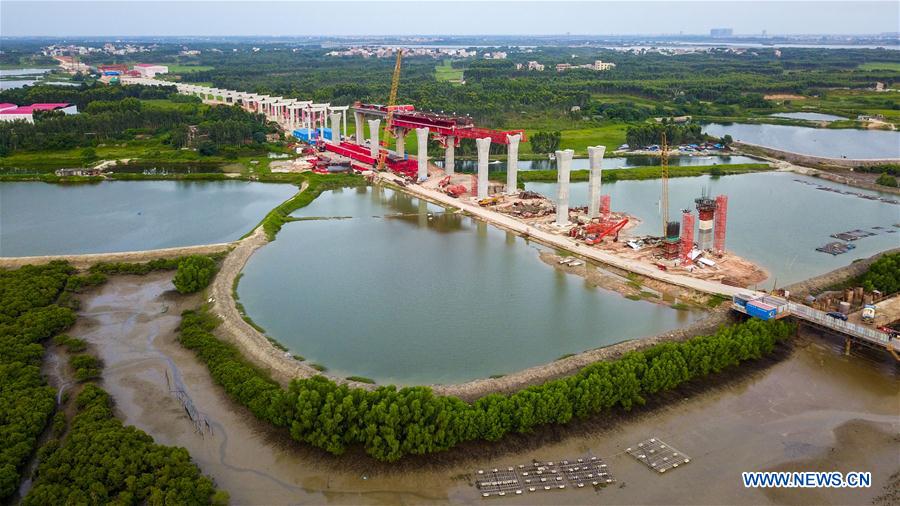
860, 252, 900, 295
179, 307, 793, 462
24, 385, 227, 505
173, 256, 219, 294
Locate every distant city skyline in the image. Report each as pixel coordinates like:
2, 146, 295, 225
2, 1, 899, 38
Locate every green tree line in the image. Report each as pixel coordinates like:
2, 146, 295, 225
179, 307, 794, 462
24, 385, 226, 505
0, 84, 270, 156
0, 261, 223, 503
625, 123, 704, 148
860, 252, 900, 295
0, 261, 75, 501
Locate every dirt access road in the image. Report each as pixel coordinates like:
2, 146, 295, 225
386, 172, 764, 299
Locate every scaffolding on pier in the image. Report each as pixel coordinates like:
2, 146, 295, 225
714, 194, 728, 255
681, 210, 695, 262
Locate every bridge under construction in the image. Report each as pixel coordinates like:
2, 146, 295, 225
122, 76, 900, 362
731, 293, 900, 360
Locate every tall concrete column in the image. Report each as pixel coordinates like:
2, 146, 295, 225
444, 135, 455, 174
354, 111, 365, 144
329, 113, 342, 143
587, 145, 606, 219
395, 129, 406, 157
476, 137, 492, 199
415, 127, 429, 182
506, 133, 521, 195
367, 119, 381, 159
555, 149, 575, 226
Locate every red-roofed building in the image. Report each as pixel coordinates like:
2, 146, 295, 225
0, 103, 79, 123
98, 64, 129, 75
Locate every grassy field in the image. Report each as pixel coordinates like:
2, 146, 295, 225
515, 123, 629, 158
858, 62, 900, 71
794, 89, 900, 125
434, 59, 464, 83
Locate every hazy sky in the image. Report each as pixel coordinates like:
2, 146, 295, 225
2, 1, 898, 37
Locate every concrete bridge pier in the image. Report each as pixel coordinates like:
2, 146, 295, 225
476, 137, 492, 199
555, 149, 575, 226
329, 113, 342, 143
587, 145, 606, 219
367, 119, 381, 159
415, 127, 430, 182
395, 128, 406, 157
354, 111, 365, 144
444, 135, 456, 174
506, 133, 521, 195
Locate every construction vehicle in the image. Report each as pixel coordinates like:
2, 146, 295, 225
572, 218, 629, 245
377, 50, 404, 173
438, 175, 452, 188
478, 195, 505, 207
445, 184, 467, 198
861, 304, 876, 324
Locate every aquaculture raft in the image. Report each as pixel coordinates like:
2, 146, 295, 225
816, 241, 857, 255
626, 438, 691, 473
474, 455, 614, 498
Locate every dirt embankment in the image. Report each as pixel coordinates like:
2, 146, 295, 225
0, 242, 233, 269
735, 142, 900, 195
433, 305, 733, 401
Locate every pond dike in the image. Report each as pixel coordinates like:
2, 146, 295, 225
0, 242, 234, 269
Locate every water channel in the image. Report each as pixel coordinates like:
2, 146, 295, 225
236, 186, 704, 385
437, 154, 761, 173
525, 171, 900, 286
703, 122, 900, 159
769, 112, 847, 122
0, 180, 296, 256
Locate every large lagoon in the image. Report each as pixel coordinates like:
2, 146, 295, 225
0, 181, 296, 256
237, 186, 703, 385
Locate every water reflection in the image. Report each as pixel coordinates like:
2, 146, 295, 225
438, 155, 761, 172
240, 186, 704, 384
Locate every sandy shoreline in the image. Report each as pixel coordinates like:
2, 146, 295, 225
0, 241, 233, 269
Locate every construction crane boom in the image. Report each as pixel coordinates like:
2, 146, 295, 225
660, 132, 669, 236
377, 50, 403, 172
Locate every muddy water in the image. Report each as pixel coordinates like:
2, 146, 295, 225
72, 273, 899, 505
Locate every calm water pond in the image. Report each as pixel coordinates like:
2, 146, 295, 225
526, 172, 899, 285
0, 181, 296, 256
703, 123, 900, 159
769, 112, 846, 122
237, 186, 703, 385
438, 155, 761, 173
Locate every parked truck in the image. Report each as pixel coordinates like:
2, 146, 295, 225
861, 304, 876, 324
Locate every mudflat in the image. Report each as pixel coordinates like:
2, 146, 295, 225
68, 273, 900, 505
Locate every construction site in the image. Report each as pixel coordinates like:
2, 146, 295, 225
123, 53, 900, 360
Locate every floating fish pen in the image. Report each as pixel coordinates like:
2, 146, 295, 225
831, 229, 876, 241
816, 241, 857, 255
626, 438, 691, 473
474, 455, 614, 498
792, 179, 899, 205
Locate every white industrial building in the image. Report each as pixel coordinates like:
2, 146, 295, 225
134, 64, 169, 78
